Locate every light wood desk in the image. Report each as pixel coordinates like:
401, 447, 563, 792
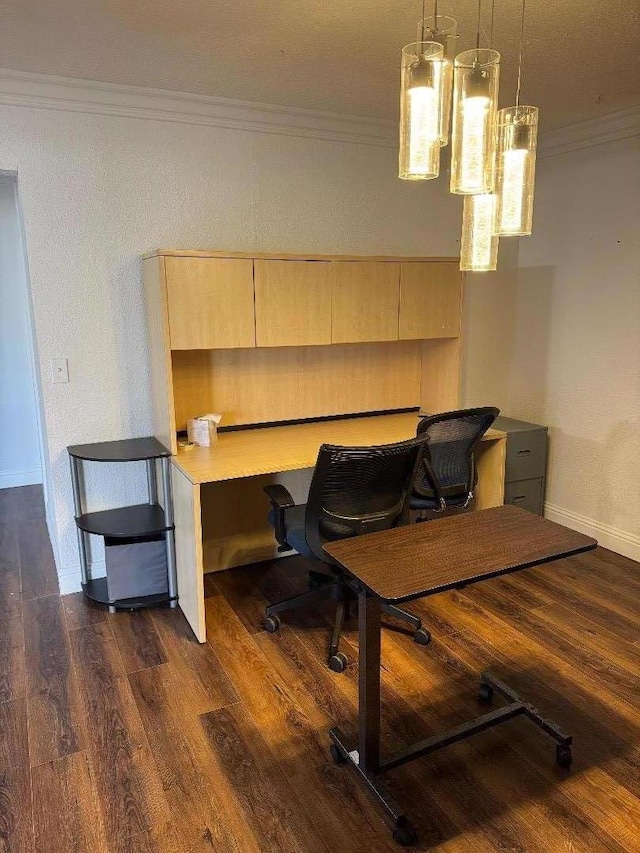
170, 412, 506, 642
143, 248, 506, 642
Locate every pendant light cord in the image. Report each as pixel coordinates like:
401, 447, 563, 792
515, 0, 526, 107
475, 0, 482, 52
420, 0, 426, 43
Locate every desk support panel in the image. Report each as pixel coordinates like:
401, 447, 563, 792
171, 463, 206, 642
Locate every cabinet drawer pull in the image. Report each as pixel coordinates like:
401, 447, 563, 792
513, 496, 526, 503
517, 449, 531, 456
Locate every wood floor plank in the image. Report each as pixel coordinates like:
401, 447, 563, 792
2, 481, 639, 853
0, 484, 45, 522
69, 621, 169, 844
205, 594, 396, 852
200, 702, 329, 853
18, 519, 58, 601
0, 526, 22, 619
129, 662, 248, 853
24, 595, 85, 766
0, 698, 33, 853
31, 751, 108, 853
0, 614, 26, 704
506, 562, 639, 640
151, 605, 238, 715
109, 610, 167, 673
108, 822, 181, 853
62, 592, 107, 632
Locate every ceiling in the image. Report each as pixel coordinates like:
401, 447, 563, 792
2, 0, 639, 130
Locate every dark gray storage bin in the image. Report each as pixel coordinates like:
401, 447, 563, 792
105, 534, 168, 602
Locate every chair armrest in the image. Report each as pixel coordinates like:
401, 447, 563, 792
264, 484, 295, 550
263, 484, 295, 508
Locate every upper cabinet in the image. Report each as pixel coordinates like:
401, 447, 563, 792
331, 261, 400, 344
399, 262, 461, 340
164, 257, 255, 350
255, 260, 331, 347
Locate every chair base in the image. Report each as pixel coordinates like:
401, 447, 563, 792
264, 572, 429, 670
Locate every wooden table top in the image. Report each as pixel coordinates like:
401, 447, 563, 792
171, 412, 505, 485
323, 505, 597, 604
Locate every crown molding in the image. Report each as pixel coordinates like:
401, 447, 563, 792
0, 67, 397, 148
0, 68, 637, 156
538, 106, 640, 158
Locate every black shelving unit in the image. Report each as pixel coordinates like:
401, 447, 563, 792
67, 436, 178, 613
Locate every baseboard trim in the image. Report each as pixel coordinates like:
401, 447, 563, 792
544, 502, 640, 563
58, 560, 106, 596
0, 467, 42, 489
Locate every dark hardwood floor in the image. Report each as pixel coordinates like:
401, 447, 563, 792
1, 484, 639, 852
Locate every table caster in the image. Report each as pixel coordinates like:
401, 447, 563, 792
263, 615, 281, 633
478, 683, 494, 705
328, 652, 348, 673
413, 627, 431, 646
556, 744, 572, 768
392, 819, 418, 847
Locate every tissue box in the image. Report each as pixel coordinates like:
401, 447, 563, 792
187, 413, 222, 447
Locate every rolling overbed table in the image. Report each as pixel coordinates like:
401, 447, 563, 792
323, 505, 597, 847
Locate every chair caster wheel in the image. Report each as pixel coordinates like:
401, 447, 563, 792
263, 615, 281, 633
329, 743, 347, 765
556, 744, 573, 768
478, 683, 494, 705
392, 820, 418, 847
328, 652, 348, 673
413, 627, 431, 646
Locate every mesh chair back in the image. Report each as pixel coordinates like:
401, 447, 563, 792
413, 407, 499, 507
304, 435, 428, 560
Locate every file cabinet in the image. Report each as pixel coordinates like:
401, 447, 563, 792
494, 416, 548, 515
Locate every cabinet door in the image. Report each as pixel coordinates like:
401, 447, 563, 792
254, 260, 331, 347
399, 262, 461, 340
165, 257, 255, 350
331, 261, 399, 344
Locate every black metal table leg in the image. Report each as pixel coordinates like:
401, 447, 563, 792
328, 590, 419, 846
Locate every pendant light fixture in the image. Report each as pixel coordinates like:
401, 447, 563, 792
399, 0, 444, 180
450, 0, 500, 194
495, 0, 539, 236
459, 0, 499, 272
460, 193, 499, 271
416, 2, 458, 146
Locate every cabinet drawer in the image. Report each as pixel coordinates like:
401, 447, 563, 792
504, 478, 544, 515
505, 429, 547, 482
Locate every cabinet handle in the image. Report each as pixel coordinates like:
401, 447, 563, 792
517, 449, 531, 456
513, 496, 526, 503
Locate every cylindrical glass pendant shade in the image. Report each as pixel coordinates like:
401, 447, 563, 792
495, 105, 539, 236
417, 16, 458, 146
460, 193, 499, 271
399, 42, 444, 180
450, 49, 500, 194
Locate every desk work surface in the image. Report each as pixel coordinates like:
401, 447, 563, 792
171, 411, 505, 485
324, 505, 597, 603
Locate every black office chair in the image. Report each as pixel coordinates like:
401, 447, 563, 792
410, 407, 500, 516
263, 435, 431, 672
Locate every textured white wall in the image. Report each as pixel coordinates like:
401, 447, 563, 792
506, 137, 640, 558
0, 178, 42, 488
0, 103, 465, 591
